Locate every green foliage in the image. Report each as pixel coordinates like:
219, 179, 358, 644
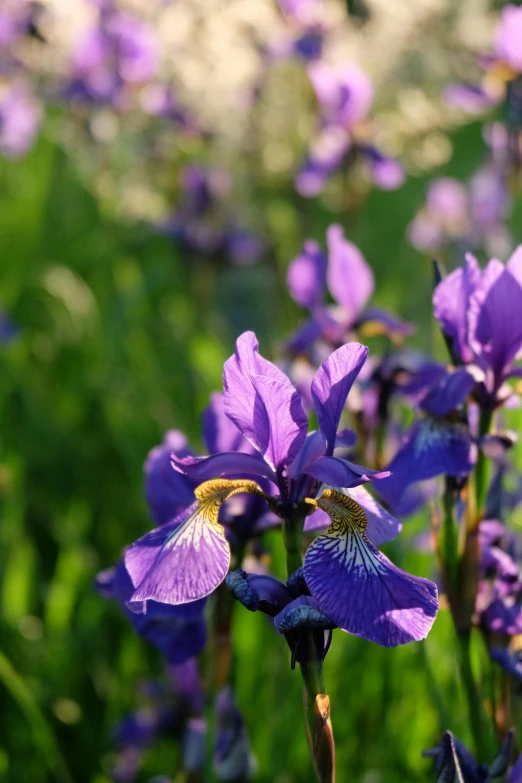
0, 120, 512, 782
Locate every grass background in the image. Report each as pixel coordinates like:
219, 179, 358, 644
0, 116, 514, 782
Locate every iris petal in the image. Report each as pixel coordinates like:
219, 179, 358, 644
303, 490, 438, 647
125, 479, 265, 606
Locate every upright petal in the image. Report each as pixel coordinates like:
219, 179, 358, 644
249, 372, 308, 471
287, 239, 326, 309
433, 253, 480, 364
470, 261, 522, 381
303, 490, 438, 646
311, 342, 368, 454
125, 479, 266, 605
201, 392, 246, 455
326, 225, 374, 317
377, 418, 475, 508
223, 331, 308, 469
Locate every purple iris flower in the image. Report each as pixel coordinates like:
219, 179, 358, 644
126, 332, 438, 647
433, 248, 522, 407
161, 165, 263, 265
67, 4, 157, 107
214, 687, 255, 781
0, 82, 42, 159
424, 730, 518, 782
287, 224, 413, 353
295, 62, 403, 195
96, 562, 207, 664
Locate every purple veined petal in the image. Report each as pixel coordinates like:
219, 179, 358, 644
223, 331, 307, 467
171, 451, 278, 484
303, 454, 389, 488
311, 342, 368, 455
305, 486, 401, 546
419, 367, 480, 417
470, 261, 522, 382
125, 480, 265, 605
287, 239, 327, 309
433, 253, 481, 364
377, 417, 475, 509
303, 489, 438, 646
201, 391, 247, 455
356, 307, 415, 340
326, 225, 374, 317
249, 372, 308, 472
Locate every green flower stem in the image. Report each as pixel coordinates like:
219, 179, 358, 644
456, 630, 495, 762
472, 407, 493, 530
283, 505, 334, 782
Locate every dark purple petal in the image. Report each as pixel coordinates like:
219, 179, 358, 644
433, 253, 480, 364
509, 753, 522, 783
470, 261, 522, 381
223, 331, 308, 469
226, 570, 292, 615
287, 239, 326, 309
490, 647, 522, 684
326, 225, 374, 316
273, 595, 336, 633
484, 595, 522, 635
145, 431, 198, 526
303, 455, 389, 488
249, 372, 308, 471
286, 317, 323, 354
303, 490, 438, 646
171, 451, 277, 483
311, 342, 368, 455
419, 367, 479, 416
201, 392, 246, 455
377, 418, 475, 508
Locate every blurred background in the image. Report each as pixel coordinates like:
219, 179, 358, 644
1, 0, 521, 780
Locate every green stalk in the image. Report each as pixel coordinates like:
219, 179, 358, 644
283, 505, 334, 782
456, 631, 495, 761
473, 408, 493, 529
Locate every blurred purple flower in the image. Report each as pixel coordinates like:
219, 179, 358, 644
495, 5, 522, 74
0, 82, 42, 158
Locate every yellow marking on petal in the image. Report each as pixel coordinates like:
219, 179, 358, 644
306, 489, 368, 536
193, 478, 284, 531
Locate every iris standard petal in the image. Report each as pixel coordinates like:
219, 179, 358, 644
326, 225, 374, 317
286, 239, 326, 309
125, 479, 265, 606
433, 253, 480, 364
303, 490, 438, 647
145, 430, 198, 526
223, 331, 308, 468
249, 371, 308, 471
311, 342, 368, 455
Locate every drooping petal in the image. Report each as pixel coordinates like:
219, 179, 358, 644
145, 430, 198, 526
273, 595, 336, 634
171, 451, 277, 484
419, 367, 479, 417
305, 485, 401, 546
287, 239, 326, 309
249, 372, 308, 471
433, 253, 480, 364
377, 418, 475, 508
469, 261, 522, 382
201, 392, 246, 455
223, 331, 308, 469
311, 342, 368, 455
303, 490, 438, 647
226, 570, 292, 615
326, 225, 374, 317
125, 479, 266, 605
303, 454, 389, 488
